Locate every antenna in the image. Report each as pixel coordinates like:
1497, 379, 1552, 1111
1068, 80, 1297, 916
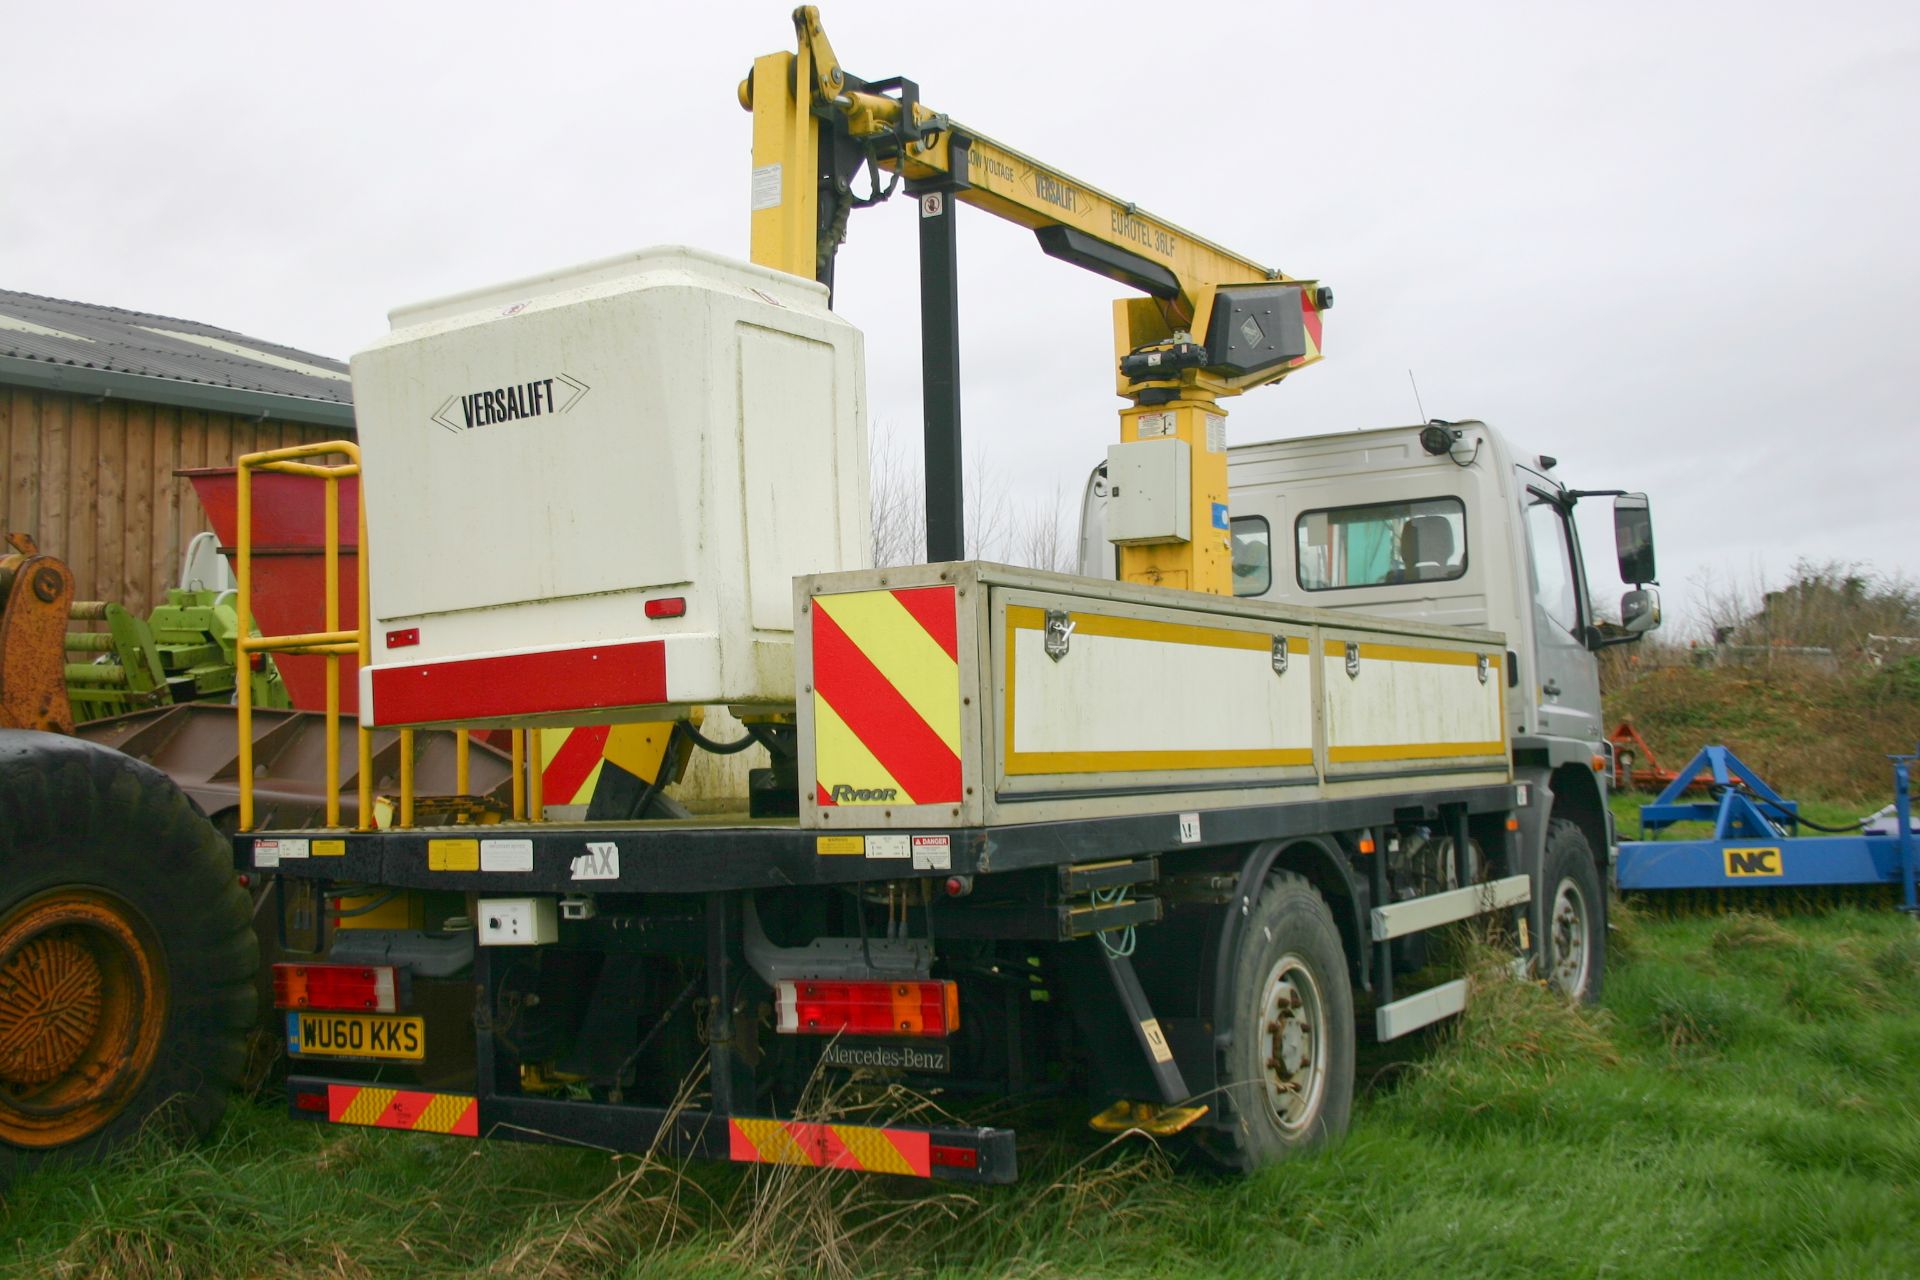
1408, 369, 1427, 423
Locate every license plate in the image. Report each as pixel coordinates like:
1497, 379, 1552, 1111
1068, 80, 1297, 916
286, 1011, 426, 1061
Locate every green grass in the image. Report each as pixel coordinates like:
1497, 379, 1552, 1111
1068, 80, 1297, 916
9, 907, 1920, 1278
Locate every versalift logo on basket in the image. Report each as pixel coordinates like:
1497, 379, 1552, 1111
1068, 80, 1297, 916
431, 374, 590, 433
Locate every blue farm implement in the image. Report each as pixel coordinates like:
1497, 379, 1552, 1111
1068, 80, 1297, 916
1614, 744, 1918, 911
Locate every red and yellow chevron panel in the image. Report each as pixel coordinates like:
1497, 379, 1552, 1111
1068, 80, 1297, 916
327, 1084, 478, 1136
533, 723, 678, 806
728, 1116, 932, 1177
811, 587, 962, 807
540, 725, 612, 805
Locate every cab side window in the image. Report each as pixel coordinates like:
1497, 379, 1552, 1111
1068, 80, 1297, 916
1294, 497, 1466, 591
1230, 516, 1271, 597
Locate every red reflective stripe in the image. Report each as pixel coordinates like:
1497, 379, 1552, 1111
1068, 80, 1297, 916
543, 724, 612, 803
728, 1119, 762, 1163
323, 1085, 477, 1136
889, 586, 958, 662
883, 1127, 933, 1177
369, 641, 666, 725
1303, 293, 1324, 349
783, 1121, 854, 1169
815, 779, 836, 807
811, 607, 961, 804
806, 1120, 860, 1174
377, 1090, 431, 1129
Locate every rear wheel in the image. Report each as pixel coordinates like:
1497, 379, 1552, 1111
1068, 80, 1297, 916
1211, 871, 1354, 1171
0, 732, 256, 1174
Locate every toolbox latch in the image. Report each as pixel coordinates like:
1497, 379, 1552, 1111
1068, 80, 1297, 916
1044, 610, 1075, 662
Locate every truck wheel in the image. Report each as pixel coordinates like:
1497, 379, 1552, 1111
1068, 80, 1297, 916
1215, 871, 1354, 1171
0, 732, 256, 1174
1538, 819, 1605, 1002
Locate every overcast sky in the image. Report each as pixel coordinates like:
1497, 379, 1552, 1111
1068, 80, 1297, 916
4, 1, 1914, 637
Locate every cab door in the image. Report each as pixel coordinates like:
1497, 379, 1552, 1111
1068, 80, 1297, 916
1517, 466, 1602, 743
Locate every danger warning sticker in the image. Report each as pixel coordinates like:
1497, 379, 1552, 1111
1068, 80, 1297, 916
912, 835, 952, 871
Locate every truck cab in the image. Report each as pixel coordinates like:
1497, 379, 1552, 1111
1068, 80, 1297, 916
1080, 418, 1660, 887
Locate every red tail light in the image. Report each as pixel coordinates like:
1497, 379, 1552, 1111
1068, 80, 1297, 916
775, 979, 958, 1037
273, 963, 399, 1013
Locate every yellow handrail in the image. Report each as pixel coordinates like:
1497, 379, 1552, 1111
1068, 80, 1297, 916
399, 728, 415, 829
529, 728, 545, 822
235, 441, 369, 832
510, 730, 526, 821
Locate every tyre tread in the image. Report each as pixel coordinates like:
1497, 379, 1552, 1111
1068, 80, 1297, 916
0, 731, 256, 1174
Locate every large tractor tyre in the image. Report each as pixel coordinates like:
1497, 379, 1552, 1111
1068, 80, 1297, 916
0, 731, 256, 1175
1538, 818, 1605, 1003
1209, 871, 1355, 1172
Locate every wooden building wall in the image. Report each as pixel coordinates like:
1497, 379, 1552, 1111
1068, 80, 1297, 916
2, 385, 349, 615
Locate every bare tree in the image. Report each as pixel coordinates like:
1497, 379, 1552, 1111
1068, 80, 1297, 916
962, 456, 1015, 563
870, 426, 1075, 573
867, 425, 926, 568
1687, 558, 1920, 658
1009, 481, 1073, 573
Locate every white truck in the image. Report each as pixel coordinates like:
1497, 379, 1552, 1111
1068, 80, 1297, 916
191, 253, 1662, 1186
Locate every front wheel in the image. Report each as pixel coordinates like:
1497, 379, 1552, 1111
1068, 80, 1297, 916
0, 732, 256, 1176
1537, 818, 1605, 1002
1212, 871, 1355, 1171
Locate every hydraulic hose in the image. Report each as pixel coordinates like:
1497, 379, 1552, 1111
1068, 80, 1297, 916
681, 721, 759, 755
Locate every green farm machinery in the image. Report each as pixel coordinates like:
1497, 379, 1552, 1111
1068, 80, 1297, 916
66, 584, 288, 722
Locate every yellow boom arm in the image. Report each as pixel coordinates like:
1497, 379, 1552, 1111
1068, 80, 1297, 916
744, 6, 1330, 594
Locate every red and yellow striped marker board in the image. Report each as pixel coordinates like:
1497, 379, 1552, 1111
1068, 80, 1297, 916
810, 586, 963, 809
326, 1084, 478, 1136
728, 1116, 932, 1177
532, 723, 678, 807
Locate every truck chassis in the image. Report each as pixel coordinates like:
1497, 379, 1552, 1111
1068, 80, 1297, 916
245, 777, 1534, 1185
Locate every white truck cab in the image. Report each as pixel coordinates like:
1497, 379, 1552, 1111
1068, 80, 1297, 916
1080, 418, 1660, 912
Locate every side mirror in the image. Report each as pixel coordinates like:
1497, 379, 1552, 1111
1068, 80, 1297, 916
1614, 493, 1655, 585
1620, 587, 1661, 635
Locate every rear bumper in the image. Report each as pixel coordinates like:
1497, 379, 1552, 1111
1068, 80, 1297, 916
287, 1076, 1018, 1184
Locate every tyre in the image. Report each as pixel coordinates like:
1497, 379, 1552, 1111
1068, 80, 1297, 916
0, 731, 256, 1175
1538, 818, 1605, 1002
1212, 871, 1355, 1171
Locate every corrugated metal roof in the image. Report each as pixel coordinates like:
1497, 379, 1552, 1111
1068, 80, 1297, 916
0, 288, 353, 424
